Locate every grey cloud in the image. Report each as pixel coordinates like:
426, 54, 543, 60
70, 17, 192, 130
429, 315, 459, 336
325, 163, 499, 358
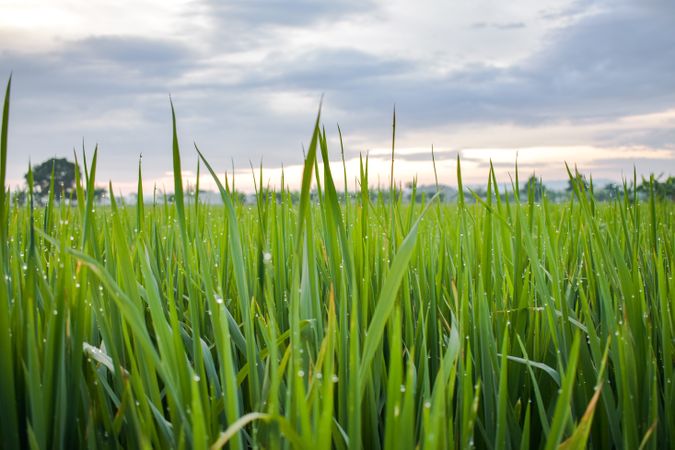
492, 161, 553, 170
346, 3, 674, 131
470, 21, 526, 30
266, 48, 414, 90
218, 0, 674, 143
593, 128, 675, 150
2, 36, 193, 98
584, 157, 675, 176
387, 152, 450, 163
538, 0, 590, 21
206, 0, 376, 27
458, 156, 551, 171
197, 0, 379, 53
65, 36, 190, 66
9, 1, 674, 128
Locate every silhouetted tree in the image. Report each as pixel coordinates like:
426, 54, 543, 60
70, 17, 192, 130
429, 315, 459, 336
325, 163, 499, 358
93, 188, 106, 200
566, 173, 589, 193
25, 158, 75, 199
639, 175, 675, 201
595, 183, 621, 201
521, 174, 547, 201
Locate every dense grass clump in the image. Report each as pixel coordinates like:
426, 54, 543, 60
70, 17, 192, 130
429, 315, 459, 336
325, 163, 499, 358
1, 79, 673, 450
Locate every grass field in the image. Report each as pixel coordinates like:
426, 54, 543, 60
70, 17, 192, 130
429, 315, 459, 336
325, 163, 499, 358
1, 78, 674, 449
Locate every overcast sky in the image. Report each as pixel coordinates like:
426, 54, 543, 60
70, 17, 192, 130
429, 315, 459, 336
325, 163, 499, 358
1, 0, 674, 192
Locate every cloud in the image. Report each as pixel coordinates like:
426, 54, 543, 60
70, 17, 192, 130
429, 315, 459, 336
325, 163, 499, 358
267, 48, 413, 90
471, 22, 526, 30
216, 0, 675, 136
370, 3, 674, 126
1, 36, 193, 100
205, 0, 376, 27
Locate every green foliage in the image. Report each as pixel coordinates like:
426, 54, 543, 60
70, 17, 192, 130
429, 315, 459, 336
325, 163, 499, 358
0, 78, 674, 449
521, 174, 547, 202
639, 175, 675, 201
26, 157, 76, 199
565, 172, 589, 193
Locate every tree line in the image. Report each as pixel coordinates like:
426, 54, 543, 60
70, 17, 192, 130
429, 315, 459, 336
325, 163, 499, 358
13, 157, 675, 204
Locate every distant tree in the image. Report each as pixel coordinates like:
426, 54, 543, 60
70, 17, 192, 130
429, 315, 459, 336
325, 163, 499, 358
466, 186, 487, 202
638, 175, 675, 201
656, 176, 675, 201
12, 188, 27, 206
25, 158, 76, 199
92, 187, 106, 201
521, 174, 547, 201
566, 173, 589, 194
595, 183, 621, 201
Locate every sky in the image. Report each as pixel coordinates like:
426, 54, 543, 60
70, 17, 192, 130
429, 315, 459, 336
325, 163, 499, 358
0, 0, 674, 193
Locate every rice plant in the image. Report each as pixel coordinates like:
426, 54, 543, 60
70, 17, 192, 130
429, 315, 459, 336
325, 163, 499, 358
0, 77, 673, 449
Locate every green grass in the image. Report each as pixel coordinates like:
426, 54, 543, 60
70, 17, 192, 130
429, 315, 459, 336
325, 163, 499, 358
1, 77, 674, 449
